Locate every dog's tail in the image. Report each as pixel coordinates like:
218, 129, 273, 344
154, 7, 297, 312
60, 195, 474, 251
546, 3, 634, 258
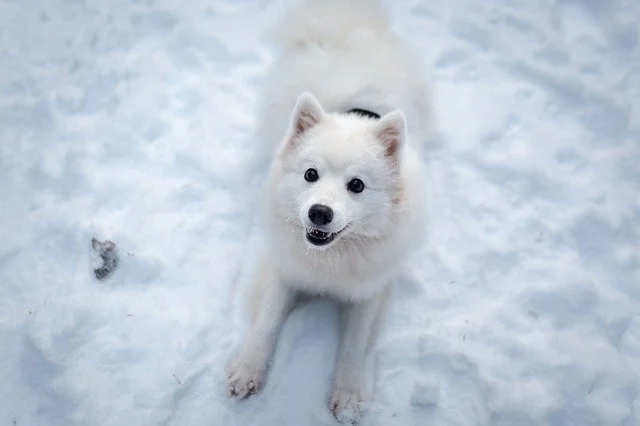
267, 0, 391, 50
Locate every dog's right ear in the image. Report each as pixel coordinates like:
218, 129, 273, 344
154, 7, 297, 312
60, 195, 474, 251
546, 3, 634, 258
375, 110, 406, 161
284, 92, 325, 148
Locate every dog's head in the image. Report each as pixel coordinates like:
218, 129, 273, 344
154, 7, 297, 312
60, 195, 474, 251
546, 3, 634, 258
269, 92, 407, 250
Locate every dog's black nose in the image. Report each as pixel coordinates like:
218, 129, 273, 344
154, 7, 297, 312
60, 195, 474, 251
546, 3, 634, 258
308, 204, 333, 226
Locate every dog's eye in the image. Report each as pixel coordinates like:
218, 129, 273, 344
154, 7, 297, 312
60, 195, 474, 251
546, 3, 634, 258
347, 178, 365, 193
304, 168, 319, 182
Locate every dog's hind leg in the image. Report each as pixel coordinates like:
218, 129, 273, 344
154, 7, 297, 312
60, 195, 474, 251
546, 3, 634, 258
330, 290, 386, 423
226, 258, 294, 399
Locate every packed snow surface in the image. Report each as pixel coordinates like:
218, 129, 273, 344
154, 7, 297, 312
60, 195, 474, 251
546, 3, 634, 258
1, 0, 638, 425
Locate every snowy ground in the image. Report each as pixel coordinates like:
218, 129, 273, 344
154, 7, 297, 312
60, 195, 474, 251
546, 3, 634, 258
1, 0, 638, 425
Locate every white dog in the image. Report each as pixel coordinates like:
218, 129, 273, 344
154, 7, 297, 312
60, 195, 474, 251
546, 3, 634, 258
226, 0, 431, 422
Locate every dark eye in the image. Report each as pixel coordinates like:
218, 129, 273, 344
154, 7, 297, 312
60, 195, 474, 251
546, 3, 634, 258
347, 178, 365, 193
304, 168, 319, 182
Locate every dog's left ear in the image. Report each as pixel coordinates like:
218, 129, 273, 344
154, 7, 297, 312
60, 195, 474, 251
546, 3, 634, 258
287, 92, 325, 143
375, 110, 406, 159
278, 92, 324, 155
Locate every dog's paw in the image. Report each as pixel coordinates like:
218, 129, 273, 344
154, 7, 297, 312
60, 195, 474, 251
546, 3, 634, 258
225, 356, 266, 400
330, 387, 364, 424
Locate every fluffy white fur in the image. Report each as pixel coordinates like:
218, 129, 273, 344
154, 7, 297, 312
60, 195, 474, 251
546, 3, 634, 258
226, 0, 431, 422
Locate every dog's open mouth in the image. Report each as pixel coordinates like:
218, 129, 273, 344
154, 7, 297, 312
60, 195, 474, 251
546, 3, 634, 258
306, 227, 346, 246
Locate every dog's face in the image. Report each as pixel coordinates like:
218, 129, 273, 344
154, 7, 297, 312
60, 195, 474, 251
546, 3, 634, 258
270, 92, 406, 250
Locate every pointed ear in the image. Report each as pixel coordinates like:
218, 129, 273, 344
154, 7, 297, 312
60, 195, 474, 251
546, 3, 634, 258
375, 110, 406, 159
289, 92, 324, 139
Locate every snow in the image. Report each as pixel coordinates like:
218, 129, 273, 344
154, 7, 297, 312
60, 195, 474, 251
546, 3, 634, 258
0, 0, 638, 425
410, 378, 440, 407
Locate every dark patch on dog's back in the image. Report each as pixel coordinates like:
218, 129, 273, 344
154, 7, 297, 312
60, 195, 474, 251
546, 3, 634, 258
346, 108, 381, 120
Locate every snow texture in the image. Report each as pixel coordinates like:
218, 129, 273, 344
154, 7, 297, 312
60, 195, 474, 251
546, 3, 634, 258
0, 0, 638, 425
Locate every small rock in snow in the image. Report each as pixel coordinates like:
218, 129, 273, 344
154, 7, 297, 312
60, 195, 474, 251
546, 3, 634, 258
91, 237, 119, 280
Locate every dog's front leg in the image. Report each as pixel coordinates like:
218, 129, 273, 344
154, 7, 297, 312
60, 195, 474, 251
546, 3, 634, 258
330, 292, 385, 423
226, 260, 294, 399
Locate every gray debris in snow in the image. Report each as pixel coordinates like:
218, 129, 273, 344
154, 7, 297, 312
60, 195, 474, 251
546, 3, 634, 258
92, 238, 119, 280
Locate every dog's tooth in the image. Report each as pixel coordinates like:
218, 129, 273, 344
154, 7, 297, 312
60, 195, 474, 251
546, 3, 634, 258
308, 228, 331, 239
